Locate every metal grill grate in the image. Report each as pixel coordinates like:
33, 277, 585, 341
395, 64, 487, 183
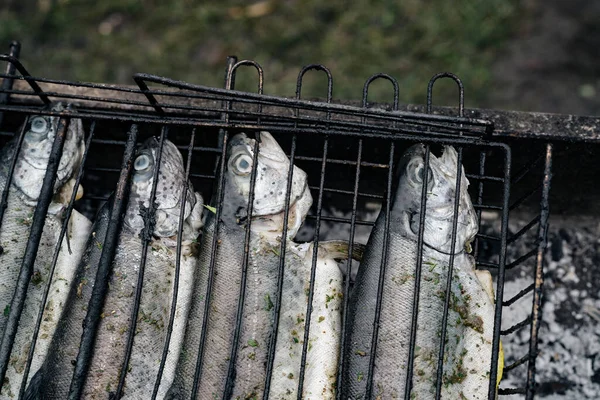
0, 43, 552, 399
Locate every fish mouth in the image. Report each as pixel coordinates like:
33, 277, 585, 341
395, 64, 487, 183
250, 182, 312, 239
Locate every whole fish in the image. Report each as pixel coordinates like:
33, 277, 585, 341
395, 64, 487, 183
0, 105, 91, 399
24, 137, 203, 399
343, 144, 501, 399
166, 131, 359, 399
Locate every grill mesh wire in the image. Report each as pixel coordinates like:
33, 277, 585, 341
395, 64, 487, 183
0, 46, 552, 399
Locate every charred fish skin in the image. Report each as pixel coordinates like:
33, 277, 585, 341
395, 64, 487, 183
0, 105, 90, 399
24, 137, 203, 399
343, 144, 497, 399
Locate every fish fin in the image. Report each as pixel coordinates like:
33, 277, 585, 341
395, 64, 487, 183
474, 269, 495, 302
22, 369, 44, 400
317, 240, 365, 262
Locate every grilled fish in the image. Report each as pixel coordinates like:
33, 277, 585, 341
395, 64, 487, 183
343, 144, 501, 399
166, 131, 359, 399
24, 137, 203, 399
0, 106, 90, 399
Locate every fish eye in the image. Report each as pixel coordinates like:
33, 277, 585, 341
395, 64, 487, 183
415, 164, 434, 184
30, 117, 49, 134
134, 154, 153, 172
231, 153, 253, 176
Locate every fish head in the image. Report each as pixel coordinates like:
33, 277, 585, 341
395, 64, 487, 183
124, 137, 201, 241
5, 103, 85, 208
225, 131, 312, 239
394, 144, 478, 254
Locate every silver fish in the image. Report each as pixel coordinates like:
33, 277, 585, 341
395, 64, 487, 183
343, 144, 499, 399
24, 137, 203, 399
0, 105, 90, 399
166, 131, 356, 399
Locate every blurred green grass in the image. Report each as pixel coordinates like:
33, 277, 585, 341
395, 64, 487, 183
1, 0, 519, 106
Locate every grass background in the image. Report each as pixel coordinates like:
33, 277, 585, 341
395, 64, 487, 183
1, 0, 520, 107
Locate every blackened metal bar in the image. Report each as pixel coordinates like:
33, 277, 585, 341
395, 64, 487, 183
501, 316, 532, 336
18, 120, 96, 398
68, 124, 138, 400
499, 388, 526, 395
265, 64, 330, 397
305, 214, 375, 226
0, 117, 70, 385
0, 41, 21, 126
473, 151, 487, 261
336, 139, 362, 399
511, 153, 544, 185
297, 64, 334, 399
0, 55, 50, 105
223, 136, 261, 399
526, 143, 553, 400
502, 283, 535, 307
488, 145, 512, 399
152, 128, 196, 399
191, 133, 229, 397
476, 261, 499, 269
473, 204, 502, 211
476, 233, 501, 241
115, 127, 168, 399
507, 215, 541, 245
133, 76, 165, 114
504, 353, 530, 372
297, 137, 329, 399
307, 185, 384, 200
364, 143, 395, 398
405, 145, 432, 399
434, 148, 464, 399
295, 155, 389, 168
509, 186, 542, 211
263, 133, 297, 398
214, 56, 237, 178
0, 120, 27, 232
223, 60, 264, 399
466, 173, 503, 182
506, 247, 539, 270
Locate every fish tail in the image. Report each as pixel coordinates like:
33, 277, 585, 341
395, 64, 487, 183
22, 370, 44, 400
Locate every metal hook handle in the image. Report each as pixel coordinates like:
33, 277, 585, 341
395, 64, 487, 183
229, 60, 264, 94
426, 72, 464, 117
296, 64, 333, 102
362, 73, 400, 110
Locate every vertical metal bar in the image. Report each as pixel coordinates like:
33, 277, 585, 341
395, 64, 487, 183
222, 60, 264, 399
488, 145, 511, 399
336, 73, 398, 399
526, 143, 553, 400
215, 56, 238, 174
114, 127, 169, 399
0, 41, 21, 126
151, 128, 196, 399
191, 61, 261, 398
0, 117, 71, 385
18, 121, 96, 398
296, 65, 334, 399
405, 146, 432, 399
473, 151, 487, 260
364, 143, 395, 399
68, 124, 139, 400
434, 147, 464, 399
